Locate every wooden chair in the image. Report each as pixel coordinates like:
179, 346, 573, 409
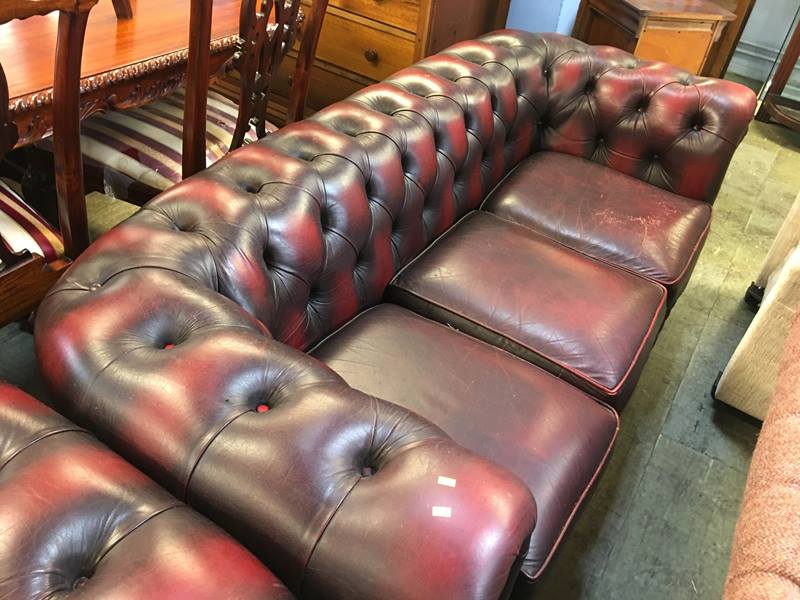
78, 0, 328, 205
0, 0, 95, 325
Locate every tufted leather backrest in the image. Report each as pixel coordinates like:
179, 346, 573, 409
0, 383, 291, 599
49, 31, 755, 350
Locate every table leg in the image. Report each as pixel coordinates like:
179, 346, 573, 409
112, 0, 134, 19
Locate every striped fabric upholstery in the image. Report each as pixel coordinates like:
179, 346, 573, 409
80, 85, 264, 199
0, 179, 64, 266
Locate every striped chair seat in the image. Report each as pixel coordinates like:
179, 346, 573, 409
80, 84, 264, 202
0, 179, 64, 268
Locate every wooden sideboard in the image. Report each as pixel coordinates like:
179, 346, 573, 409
268, 0, 510, 125
573, 0, 736, 75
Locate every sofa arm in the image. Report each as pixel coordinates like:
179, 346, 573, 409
35, 269, 536, 600
433, 30, 756, 204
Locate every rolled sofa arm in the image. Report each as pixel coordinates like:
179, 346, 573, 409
427, 30, 757, 204
35, 264, 536, 599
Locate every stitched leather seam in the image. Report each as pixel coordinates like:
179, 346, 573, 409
182, 409, 252, 500
0, 427, 88, 472
89, 503, 185, 572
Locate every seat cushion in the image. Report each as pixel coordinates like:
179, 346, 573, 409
0, 179, 63, 265
312, 303, 619, 581
483, 152, 712, 303
389, 211, 667, 408
79, 86, 264, 201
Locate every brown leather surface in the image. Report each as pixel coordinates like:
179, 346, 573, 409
483, 152, 712, 303
390, 211, 667, 408
32, 30, 757, 593
0, 382, 291, 599
312, 303, 619, 580
34, 269, 536, 600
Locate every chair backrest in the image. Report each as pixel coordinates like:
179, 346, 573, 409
0, 0, 97, 259
182, 0, 328, 179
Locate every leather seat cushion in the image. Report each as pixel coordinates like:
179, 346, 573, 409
312, 303, 619, 580
79, 84, 266, 201
389, 211, 667, 408
0, 179, 63, 266
483, 152, 712, 303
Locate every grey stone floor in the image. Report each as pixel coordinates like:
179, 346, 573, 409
1, 121, 798, 599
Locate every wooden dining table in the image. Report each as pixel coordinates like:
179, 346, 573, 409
1, 0, 241, 148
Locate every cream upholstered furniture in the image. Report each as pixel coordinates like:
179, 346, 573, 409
715, 193, 800, 420
724, 309, 800, 598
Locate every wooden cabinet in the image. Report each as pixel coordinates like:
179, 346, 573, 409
573, 0, 736, 75
268, 0, 510, 125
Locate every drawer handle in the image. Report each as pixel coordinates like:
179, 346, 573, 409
364, 48, 379, 63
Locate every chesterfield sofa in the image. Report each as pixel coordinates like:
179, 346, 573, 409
0, 382, 291, 599
31, 31, 756, 598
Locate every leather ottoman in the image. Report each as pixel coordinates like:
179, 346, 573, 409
0, 382, 289, 599
312, 303, 618, 579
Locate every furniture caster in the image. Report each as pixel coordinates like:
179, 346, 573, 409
744, 282, 764, 311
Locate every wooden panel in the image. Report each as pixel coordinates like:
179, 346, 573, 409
636, 20, 715, 73
272, 53, 371, 115
701, 0, 756, 77
305, 6, 415, 81
417, 0, 508, 57
0, 256, 67, 325
619, 0, 736, 21
329, 0, 418, 32
584, 9, 638, 52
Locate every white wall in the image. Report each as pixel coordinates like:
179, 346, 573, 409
506, 0, 581, 34
727, 0, 800, 93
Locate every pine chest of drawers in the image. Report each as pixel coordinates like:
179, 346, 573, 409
269, 0, 510, 124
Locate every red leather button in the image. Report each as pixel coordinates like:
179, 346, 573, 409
256, 404, 269, 413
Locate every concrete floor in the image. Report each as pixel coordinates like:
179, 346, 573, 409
1, 120, 798, 599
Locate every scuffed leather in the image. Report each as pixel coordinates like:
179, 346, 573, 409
312, 303, 619, 580
484, 152, 713, 302
0, 383, 291, 600
389, 212, 667, 408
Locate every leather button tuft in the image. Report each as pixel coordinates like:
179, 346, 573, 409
360, 465, 375, 477
256, 404, 269, 413
163, 343, 175, 350
73, 577, 89, 590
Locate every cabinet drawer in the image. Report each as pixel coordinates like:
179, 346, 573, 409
307, 7, 416, 81
273, 53, 369, 112
328, 0, 419, 32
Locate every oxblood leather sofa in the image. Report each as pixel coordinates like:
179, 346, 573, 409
32, 31, 756, 597
0, 382, 290, 599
